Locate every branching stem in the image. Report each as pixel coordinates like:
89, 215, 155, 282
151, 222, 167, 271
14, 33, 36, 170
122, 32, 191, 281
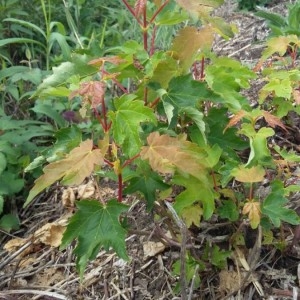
122, 153, 140, 168
121, 0, 143, 26
149, 0, 170, 24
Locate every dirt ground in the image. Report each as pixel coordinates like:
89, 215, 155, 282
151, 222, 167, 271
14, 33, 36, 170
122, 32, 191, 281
1, 1, 300, 299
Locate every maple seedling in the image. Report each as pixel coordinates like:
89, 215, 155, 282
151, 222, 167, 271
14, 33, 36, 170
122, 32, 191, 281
23, 0, 300, 285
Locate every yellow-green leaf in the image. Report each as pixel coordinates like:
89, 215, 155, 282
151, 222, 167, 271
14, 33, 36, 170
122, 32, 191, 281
231, 165, 265, 183
243, 200, 261, 229
181, 204, 203, 227
24, 139, 103, 207
170, 26, 214, 72
175, 0, 223, 18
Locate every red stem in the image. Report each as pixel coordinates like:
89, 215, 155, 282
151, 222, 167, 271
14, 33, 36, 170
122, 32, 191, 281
200, 56, 205, 80
121, 0, 143, 26
149, 25, 157, 56
149, 0, 170, 24
101, 95, 108, 132
249, 183, 253, 201
93, 108, 106, 129
102, 70, 128, 94
149, 97, 160, 108
143, 3, 148, 52
211, 170, 218, 192
122, 153, 141, 168
104, 158, 114, 167
144, 86, 148, 106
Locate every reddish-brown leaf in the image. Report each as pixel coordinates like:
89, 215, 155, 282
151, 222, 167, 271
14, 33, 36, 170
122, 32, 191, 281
134, 0, 147, 18
69, 81, 106, 113
224, 110, 247, 132
261, 110, 287, 132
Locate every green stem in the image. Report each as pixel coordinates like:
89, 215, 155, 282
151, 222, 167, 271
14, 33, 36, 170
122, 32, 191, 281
40, 0, 50, 70
118, 173, 123, 202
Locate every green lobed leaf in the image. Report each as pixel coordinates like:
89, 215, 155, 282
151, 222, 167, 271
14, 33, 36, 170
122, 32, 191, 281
161, 75, 221, 128
261, 180, 300, 227
10, 68, 43, 85
31, 103, 66, 128
34, 54, 98, 97
148, 54, 182, 89
189, 107, 248, 154
163, 75, 209, 108
273, 145, 300, 163
285, 185, 300, 195
205, 57, 256, 111
0, 141, 21, 164
261, 78, 292, 99
218, 157, 241, 187
172, 254, 202, 293
179, 107, 206, 143
108, 95, 157, 157
239, 124, 274, 166
124, 166, 169, 210
0, 214, 20, 232
173, 173, 216, 220
0, 172, 24, 195
261, 35, 300, 60
0, 66, 41, 82
0, 152, 7, 175
155, 9, 189, 25
61, 199, 129, 277
218, 200, 239, 221
0, 195, 3, 214
211, 245, 231, 269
